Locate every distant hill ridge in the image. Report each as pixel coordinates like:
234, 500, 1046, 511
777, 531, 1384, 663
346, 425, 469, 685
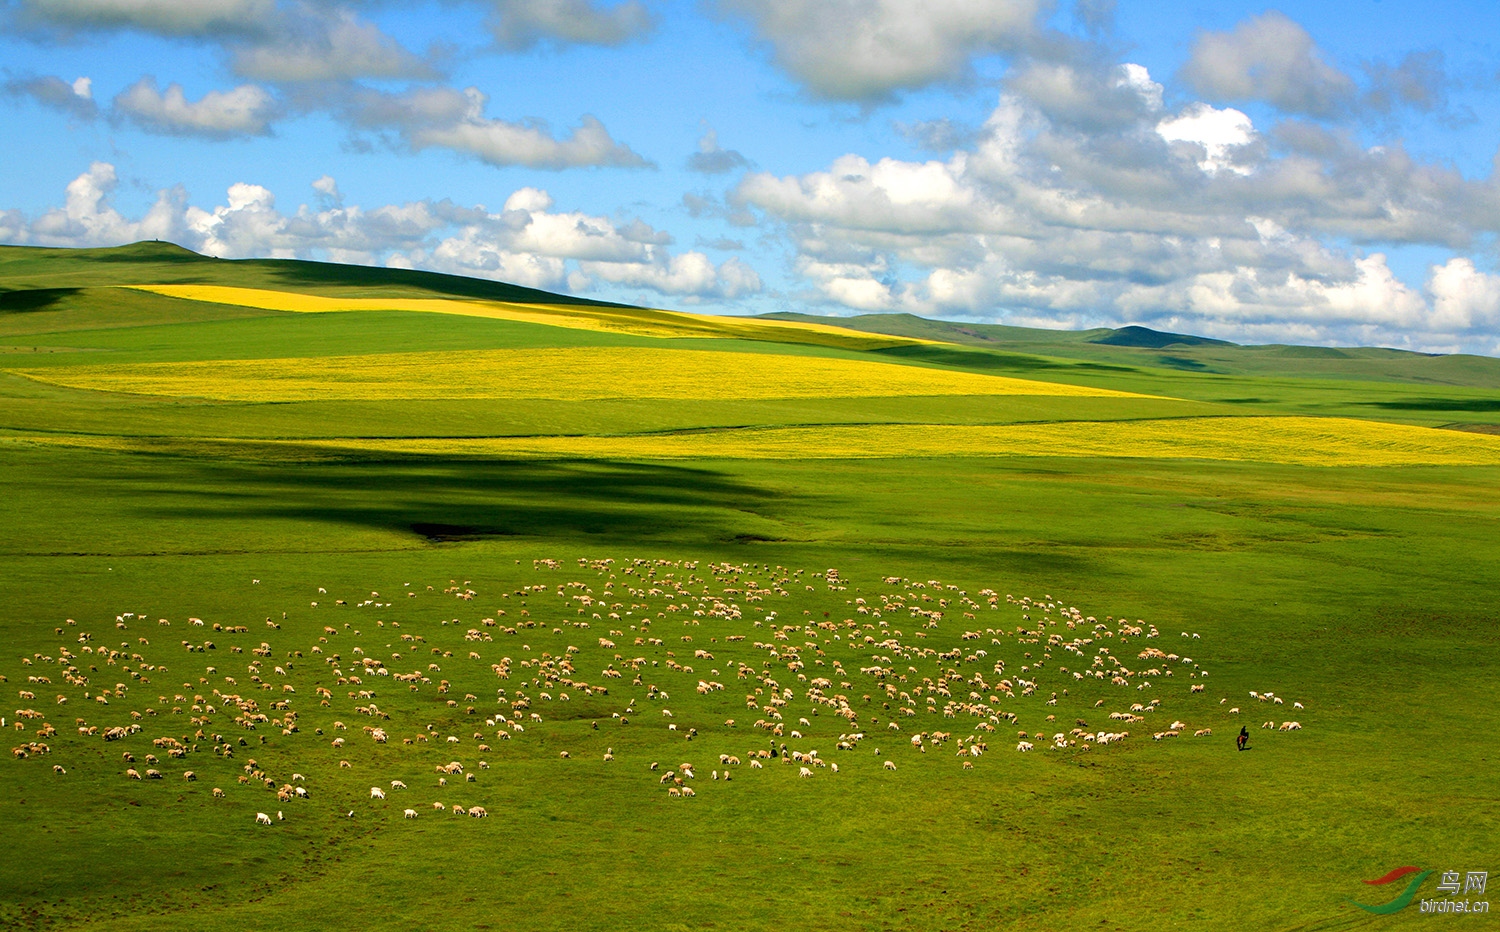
2, 244, 1495, 393
762, 312, 1231, 352
0, 240, 634, 309
0, 242, 1449, 355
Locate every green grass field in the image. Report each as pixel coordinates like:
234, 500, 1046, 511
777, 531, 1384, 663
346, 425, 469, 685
1, 243, 1497, 931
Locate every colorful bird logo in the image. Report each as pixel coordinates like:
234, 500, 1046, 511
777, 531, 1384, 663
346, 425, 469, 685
1350, 867, 1433, 914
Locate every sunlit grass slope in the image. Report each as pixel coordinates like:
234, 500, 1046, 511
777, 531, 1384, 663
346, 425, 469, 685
126, 283, 929, 349
8, 345, 1142, 402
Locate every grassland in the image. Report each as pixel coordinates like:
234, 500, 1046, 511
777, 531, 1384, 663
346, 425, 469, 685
7, 346, 1138, 402
1, 243, 1497, 932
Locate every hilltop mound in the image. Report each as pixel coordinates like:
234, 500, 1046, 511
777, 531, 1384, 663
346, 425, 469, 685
1087, 325, 1233, 348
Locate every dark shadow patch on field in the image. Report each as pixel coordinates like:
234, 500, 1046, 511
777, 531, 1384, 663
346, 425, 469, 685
411, 522, 511, 541
1362, 398, 1500, 413
1157, 355, 1212, 371
130, 455, 784, 545
872, 344, 1134, 374
245, 258, 627, 308
0, 288, 81, 313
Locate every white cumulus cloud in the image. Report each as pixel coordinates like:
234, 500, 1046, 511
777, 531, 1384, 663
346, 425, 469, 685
113, 76, 275, 137
231, 8, 436, 82
719, 0, 1047, 102
341, 85, 650, 170
486, 0, 652, 50
16, 0, 275, 36
1156, 102, 1256, 175
1180, 11, 1356, 118
5, 163, 761, 304
730, 63, 1500, 351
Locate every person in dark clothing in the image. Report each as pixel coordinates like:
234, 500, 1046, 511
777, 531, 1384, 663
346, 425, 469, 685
1236, 726, 1249, 751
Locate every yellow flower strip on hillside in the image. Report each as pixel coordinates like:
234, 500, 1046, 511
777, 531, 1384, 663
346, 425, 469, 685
8, 417, 1496, 468
284, 417, 1500, 467
122, 284, 929, 347
7, 347, 1143, 401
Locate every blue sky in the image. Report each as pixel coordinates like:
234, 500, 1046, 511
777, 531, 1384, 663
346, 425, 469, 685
2, 0, 1498, 353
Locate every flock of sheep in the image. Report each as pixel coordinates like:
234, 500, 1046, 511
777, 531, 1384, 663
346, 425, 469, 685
7, 556, 1307, 826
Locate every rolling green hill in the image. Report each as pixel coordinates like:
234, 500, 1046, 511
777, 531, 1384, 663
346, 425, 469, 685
1, 243, 1496, 932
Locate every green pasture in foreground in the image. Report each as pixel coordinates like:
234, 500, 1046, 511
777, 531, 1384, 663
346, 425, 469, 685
0, 244, 1497, 932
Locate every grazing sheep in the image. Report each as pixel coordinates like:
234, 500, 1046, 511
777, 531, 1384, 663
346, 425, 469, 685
883, 760, 897, 770
370, 787, 386, 800
404, 809, 418, 819
183, 771, 195, 781
255, 812, 272, 825
390, 780, 406, 790
798, 766, 813, 778
212, 787, 225, 797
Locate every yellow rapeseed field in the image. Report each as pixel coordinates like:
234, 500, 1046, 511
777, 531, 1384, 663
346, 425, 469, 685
123, 284, 926, 347
7, 347, 1142, 401
9, 417, 1496, 468
278, 417, 1500, 467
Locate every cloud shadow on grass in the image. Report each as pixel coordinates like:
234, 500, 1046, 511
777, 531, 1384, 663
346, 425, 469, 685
131, 453, 788, 547
1361, 398, 1500, 413
0, 288, 82, 313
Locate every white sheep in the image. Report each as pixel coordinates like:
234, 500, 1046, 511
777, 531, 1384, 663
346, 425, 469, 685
255, 812, 272, 825
370, 787, 386, 800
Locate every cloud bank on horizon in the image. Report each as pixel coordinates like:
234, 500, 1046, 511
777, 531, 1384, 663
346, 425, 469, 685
1, 0, 1498, 353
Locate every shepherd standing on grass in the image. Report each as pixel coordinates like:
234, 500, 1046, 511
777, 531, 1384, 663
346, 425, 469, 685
1237, 726, 1249, 751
